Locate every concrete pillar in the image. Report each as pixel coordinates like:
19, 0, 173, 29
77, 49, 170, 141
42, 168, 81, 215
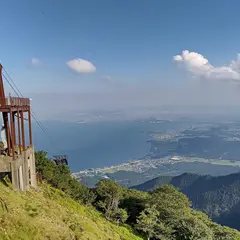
19, 165, 25, 192
23, 151, 29, 190
29, 147, 37, 188
11, 161, 19, 191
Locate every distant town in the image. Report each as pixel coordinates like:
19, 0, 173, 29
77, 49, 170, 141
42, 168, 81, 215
73, 120, 240, 187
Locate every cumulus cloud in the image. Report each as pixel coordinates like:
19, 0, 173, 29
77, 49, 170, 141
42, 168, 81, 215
31, 58, 42, 66
67, 58, 96, 73
173, 50, 240, 81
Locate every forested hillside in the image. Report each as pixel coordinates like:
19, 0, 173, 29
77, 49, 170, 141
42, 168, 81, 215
131, 172, 240, 230
1, 151, 240, 240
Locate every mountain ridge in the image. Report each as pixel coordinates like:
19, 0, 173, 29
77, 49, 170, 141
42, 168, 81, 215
131, 172, 240, 230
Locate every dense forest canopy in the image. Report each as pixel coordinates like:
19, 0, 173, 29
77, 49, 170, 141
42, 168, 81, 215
132, 172, 240, 231
34, 151, 240, 240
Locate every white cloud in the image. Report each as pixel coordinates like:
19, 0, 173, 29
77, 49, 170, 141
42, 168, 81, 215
31, 58, 42, 66
173, 50, 240, 81
67, 58, 96, 73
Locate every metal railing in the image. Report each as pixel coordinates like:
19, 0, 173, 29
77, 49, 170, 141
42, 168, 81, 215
0, 97, 30, 107
53, 155, 68, 160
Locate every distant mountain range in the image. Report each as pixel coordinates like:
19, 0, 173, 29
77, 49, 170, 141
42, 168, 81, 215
131, 172, 240, 230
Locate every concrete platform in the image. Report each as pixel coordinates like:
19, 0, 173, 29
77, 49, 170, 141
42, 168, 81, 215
0, 146, 36, 191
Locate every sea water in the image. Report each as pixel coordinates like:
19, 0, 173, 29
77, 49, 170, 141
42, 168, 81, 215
32, 120, 188, 171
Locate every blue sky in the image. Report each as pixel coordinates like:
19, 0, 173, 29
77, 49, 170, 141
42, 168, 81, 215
1, 0, 240, 118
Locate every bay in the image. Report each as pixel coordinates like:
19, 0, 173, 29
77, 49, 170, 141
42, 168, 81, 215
32, 120, 189, 171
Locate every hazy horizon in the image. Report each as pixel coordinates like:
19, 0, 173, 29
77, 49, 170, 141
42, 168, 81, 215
29, 80, 240, 120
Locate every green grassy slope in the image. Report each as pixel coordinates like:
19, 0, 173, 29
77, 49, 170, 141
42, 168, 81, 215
0, 182, 142, 240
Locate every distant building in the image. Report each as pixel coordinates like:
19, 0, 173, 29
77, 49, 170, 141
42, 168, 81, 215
53, 155, 68, 165
170, 156, 182, 161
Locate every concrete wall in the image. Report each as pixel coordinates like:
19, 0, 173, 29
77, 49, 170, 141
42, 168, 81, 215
0, 146, 36, 191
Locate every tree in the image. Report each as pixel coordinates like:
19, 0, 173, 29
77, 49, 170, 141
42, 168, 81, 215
113, 208, 128, 225
35, 151, 95, 205
150, 185, 191, 223
35, 151, 55, 182
136, 185, 215, 240
173, 216, 213, 240
95, 179, 122, 220
136, 206, 159, 240
67, 177, 96, 205
211, 224, 240, 240
120, 188, 149, 224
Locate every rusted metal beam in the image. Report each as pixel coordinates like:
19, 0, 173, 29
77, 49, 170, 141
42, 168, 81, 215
12, 111, 16, 150
10, 109, 15, 160
0, 106, 30, 112
17, 108, 21, 153
0, 64, 6, 106
28, 108, 32, 146
20, 111, 25, 151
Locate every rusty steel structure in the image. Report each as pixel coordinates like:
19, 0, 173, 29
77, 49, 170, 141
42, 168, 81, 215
53, 155, 68, 165
0, 64, 36, 191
